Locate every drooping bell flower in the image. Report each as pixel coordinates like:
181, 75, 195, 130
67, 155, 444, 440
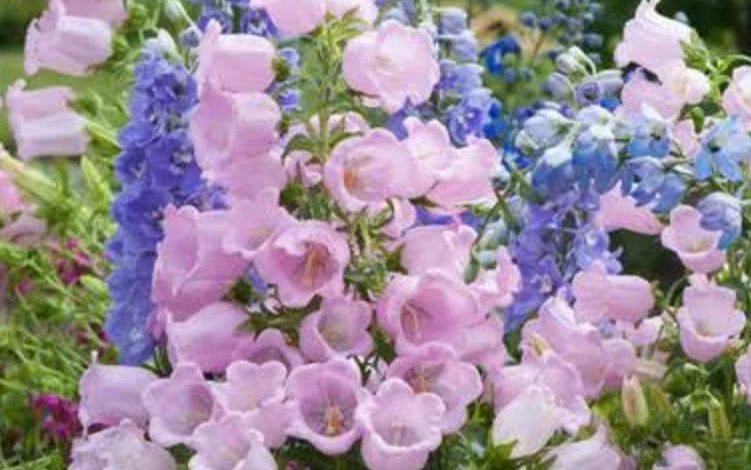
70, 421, 176, 470
661, 205, 726, 273
189, 414, 278, 470
545, 427, 622, 469
572, 262, 654, 324
61, 0, 127, 27
399, 224, 476, 279
233, 328, 304, 372
299, 296, 374, 362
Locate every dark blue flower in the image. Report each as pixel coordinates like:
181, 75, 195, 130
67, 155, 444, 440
698, 192, 743, 249
695, 118, 751, 181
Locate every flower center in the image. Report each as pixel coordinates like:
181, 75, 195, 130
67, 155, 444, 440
323, 405, 345, 436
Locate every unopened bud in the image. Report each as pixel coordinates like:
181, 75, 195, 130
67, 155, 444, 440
622, 375, 649, 427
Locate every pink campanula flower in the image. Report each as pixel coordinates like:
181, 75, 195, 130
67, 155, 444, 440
214, 149, 288, 203
343, 20, 440, 113
673, 119, 700, 158
595, 185, 663, 235
572, 262, 654, 324
5, 80, 89, 160
70, 420, 176, 470
376, 270, 483, 355
400, 224, 476, 279
222, 188, 294, 258
677, 275, 745, 363
299, 296, 374, 362
357, 378, 444, 470
654, 445, 705, 470
190, 81, 281, 177
0, 211, 48, 247
492, 386, 568, 458
250, 0, 326, 36
546, 427, 622, 469
614, 0, 692, 75
190, 414, 277, 470
736, 347, 751, 405
386, 343, 482, 433
657, 62, 710, 107
78, 363, 157, 430
152, 205, 248, 322
326, 0, 378, 24
215, 360, 290, 448
166, 302, 252, 373
323, 129, 421, 212
471, 247, 522, 312
661, 205, 726, 273
233, 328, 305, 372
62, 0, 127, 27
25, 0, 113, 76
286, 358, 369, 455
0, 169, 25, 216
619, 71, 684, 121
427, 138, 498, 209
142, 363, 222, 447
723, 66, 751, 126
254, 220, 350, 307
197, 20, 276, 94
402, 118, 454, 196
381, 198, 417, 240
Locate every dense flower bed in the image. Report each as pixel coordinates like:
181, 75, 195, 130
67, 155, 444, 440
4, 0, 751, 469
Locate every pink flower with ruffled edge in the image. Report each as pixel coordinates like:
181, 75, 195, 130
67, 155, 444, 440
386, 343, 482, 433
61, 0, 127, 27
399, 224, 476, 279
572, 262, 654, 324
25, 0, 113, 76
286, 358, 369, 455
214, 149, 288, 203
254, 220, 350, 307
299, 296, 373, 362
402, 118, 454, 196
376, 270, 483, 355
233, 328, 305, 372
189, 81, 281, 178
594, 184, 663, 235
654, 445, 705, 470
165, 302, 252, 373
196, 20, 275, 94
70, 420, 176, 470
77, 364, 156, 430
661, 205, 726, 273
222, 188, 294, 259
677, 275, 745, 363
471, 247, 522, 312
427, 138, 498, 209
215, 360, 290, 448
546, 427, 622, 469
152, 205, 248, 322
142, 363, 222, 447
722, 66, 751, 126
323, 128, 421, 212
251, 0, 326, 36
189, 414, 277, 470
343, 20, 440, 113
357, 378, 444, 470
619, 71, 684, 121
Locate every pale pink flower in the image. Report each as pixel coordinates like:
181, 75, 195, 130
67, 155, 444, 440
400, 224, 476, 279
381, 198, 417, 239
254, 220, 350, 307
197, 20, 276, 93
427, 138, 498, 209
70, 421, 176, 470
190, 414, 277, 470
472, 247, 522, 312
323, 129, 420, 212
572, 262, 654, 324
251, 0, 326, 35
5, 80, 88, 160
0, 211, 48, 247
546, 427, 622, 469
142, 363, 222, 447
213, 150, 287, 203
595, 185, 663, 235
25, 0, 113, 76
78, 364, 156, 430
387, 343, 482, 433
190, 81, 281, 177
0, 170, 25, 216
343, 20, 440, 113
286, 358, 368, 455
233, 328, 305, 371
657, 62, 710, 106
661, 205, 726, 273
619, 71, 684, 121
402, 118, 454, 196
357, 378, 444, 470
299, 296, 373, 362
673, 119, 700, 158
615, 0, 693, 74
722, 66, 751, 126
654, 445, 705, 470
152, 205, 248, 322
62, 0, 127, 27
222, 188, 294, 259
677, 275, 745, 363
215, 360, 290, 448
736, 348, 751, 405
166, 302, 251, 373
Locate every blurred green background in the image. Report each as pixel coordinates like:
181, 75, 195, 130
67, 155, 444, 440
0, 0, 749, 147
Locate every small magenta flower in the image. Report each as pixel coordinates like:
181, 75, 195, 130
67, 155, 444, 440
254, 220, 350, 307
78, 363, 157, 430
677, 275, 745, 363
661, 205, 726, 273
233, 328, 304, 372
70, 421, 176, 470
189, 414, 277, 470
386, 343, 482, 433
31, 393, 80, 443
299, 296, 374, 362
286, 358, 369, 455
357, 378, 444, 470
215, 360, 290, 448
142, 363, 222, 447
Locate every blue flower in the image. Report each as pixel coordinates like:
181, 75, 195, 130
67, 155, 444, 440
626, 107, 671, 158
695, 118, 751, 181
572, 124, 618, 193
620, 157, 685, 213
481, 34, 521, 75
697, 192, 743, 248
532, 144, 575, 197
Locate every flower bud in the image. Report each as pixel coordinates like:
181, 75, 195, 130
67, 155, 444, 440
621, 375, 649, 427
145, 30, 180, 59
708, 398, 731, 440
164, 0, 190, 23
